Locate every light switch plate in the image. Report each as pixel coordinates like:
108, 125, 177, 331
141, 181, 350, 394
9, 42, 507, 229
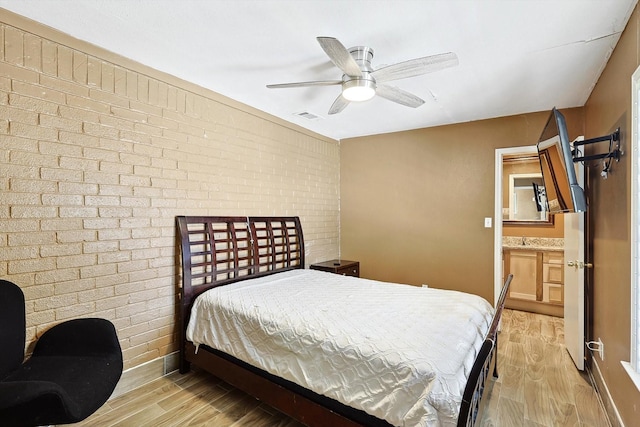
484, 217, 492, 228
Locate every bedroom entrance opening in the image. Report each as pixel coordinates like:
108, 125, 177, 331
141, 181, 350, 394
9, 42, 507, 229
495, 146, 586, 370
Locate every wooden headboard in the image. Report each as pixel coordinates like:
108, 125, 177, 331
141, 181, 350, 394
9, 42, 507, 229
176, 216, 305, 369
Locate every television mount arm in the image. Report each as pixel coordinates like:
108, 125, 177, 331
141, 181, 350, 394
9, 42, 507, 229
571, 128, 621, 163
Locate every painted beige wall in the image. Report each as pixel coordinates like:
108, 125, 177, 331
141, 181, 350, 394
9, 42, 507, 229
0, 11, 340, 371
340, 109, 582, 303
583, 4, 640, 425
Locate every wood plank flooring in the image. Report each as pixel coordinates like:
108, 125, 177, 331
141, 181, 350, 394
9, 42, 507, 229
70, 310, 610, 427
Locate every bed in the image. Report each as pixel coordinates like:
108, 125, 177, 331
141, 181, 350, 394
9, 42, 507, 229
176, 215, 512, 427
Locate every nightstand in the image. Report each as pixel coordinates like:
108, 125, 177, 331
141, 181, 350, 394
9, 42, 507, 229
310, 259, 360, 277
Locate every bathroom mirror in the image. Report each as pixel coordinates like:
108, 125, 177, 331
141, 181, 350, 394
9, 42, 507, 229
503, 155, 553, 225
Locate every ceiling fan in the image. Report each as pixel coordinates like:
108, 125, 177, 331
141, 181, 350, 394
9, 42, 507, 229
266, 36, 459, 115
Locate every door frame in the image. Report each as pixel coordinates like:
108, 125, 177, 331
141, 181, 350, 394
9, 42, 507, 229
494, 146, 539, 305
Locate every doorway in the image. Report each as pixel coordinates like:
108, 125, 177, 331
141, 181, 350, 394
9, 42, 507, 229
495, 146, 587, 370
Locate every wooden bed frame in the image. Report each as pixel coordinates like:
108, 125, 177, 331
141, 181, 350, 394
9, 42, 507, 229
176, 215, 512, 427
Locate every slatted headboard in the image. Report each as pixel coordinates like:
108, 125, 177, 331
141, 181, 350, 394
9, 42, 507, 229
176, 216, 305, 371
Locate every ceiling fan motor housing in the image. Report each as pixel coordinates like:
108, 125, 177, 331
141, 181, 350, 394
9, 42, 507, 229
342, 46, 376, 101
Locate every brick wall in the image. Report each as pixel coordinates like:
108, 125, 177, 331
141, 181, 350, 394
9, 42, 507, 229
0, 16, 340, 370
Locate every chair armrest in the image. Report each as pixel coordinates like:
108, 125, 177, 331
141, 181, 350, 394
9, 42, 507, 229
0, 380, 66, 410
33, 318, 121, 359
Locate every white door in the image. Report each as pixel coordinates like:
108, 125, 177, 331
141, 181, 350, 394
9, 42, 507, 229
564, 160, 586, 370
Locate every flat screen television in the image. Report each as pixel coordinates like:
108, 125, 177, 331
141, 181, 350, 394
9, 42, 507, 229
536, 108, 587, 213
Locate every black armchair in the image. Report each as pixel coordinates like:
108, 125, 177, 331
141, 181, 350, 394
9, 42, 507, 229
0, 279, 123, 426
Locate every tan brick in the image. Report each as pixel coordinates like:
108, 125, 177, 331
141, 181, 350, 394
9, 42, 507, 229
126, 70, 137, 99
99, 184, 133, 197
23, 33, 42, 71
40, 218, 84, 231
128, 269, 158, 284
8, 257, 57, 274
11, 206, 57, 218
3, 25, 23, 65
136, 75, 149, 103
41, 39, 58, 75
42, 194, 84, 206
89, 87, 129, 108
0, 104, 39, 124
40, 242, 82, 258
12, 80, 65, 104
117, 259, 148, 274
113, 66, 127, 95
56, 302, 94, 320
95, 273, 129, 289
58, 181, 99, 195
115, 300, 146, 318
82, 121, 119, 138
120, 197, 149, 208
9, 150, 58, 168
0, 245, 38, 261
35, 268, 79, 285
119, 129, 152, 144
87, 56, 101, 87
8, 231, 56, 246
39, 139, 82, 157
39, 114, 82, 132
129, 329, 160, 347
55, 233, 97, 249
85, 195, 120, 207
80, 262, 117, 278
55, 253, 96, 269
95, 294, 129, 311
53, 277, 95, 295
56, 45, 73, 80
0, 61, 38, 83
99, 61, 115, 92
83, 218, 119, 230
131, 248, 160, 261
9, 122, 58, 141
97, 228, 130, 241
0, 191, 41, 205
67, 94, 110, 114
27, 309, 56, 327
98, 251, 131, 265
83, 240, 119, 254
98, 206, 132, 218
98, 114, 136, 131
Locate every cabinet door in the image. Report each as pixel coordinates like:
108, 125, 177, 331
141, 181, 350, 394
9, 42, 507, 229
506, 251, 541, 301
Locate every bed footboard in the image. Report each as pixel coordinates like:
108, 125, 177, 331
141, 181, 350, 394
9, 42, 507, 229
457, 274, 512, 427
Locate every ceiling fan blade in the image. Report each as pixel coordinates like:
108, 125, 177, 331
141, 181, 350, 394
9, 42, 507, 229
267, 80, 342, 89
328, 94, 350, 115
371, 52, 458, 83
317, 37, 363, 77
376, 84, 425, 108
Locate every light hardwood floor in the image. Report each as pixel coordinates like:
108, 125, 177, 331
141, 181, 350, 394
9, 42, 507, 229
71, 309, 609, 427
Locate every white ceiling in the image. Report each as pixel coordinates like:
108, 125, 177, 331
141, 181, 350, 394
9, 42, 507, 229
0, 0, 637, 140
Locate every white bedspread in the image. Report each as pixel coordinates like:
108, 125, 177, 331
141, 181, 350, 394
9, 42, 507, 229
186, 269, 493, 427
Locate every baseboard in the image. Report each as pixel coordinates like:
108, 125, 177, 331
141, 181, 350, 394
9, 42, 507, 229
588, 359, 625, 427
109, 351, 180, 399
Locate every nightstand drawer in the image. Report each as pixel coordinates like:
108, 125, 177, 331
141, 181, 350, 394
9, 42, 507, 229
310, 259, 360, 277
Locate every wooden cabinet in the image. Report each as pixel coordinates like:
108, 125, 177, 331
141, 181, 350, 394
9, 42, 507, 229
543, 252, 564, 304
504, 248, 564, 315
310, 259, 360, 277
505, 250, 541, 301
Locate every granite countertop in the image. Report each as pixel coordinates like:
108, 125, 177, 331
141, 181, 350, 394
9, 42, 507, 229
502, 236, 564, 252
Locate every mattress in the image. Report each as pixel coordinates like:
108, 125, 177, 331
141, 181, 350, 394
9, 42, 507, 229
186, 269, 493, 427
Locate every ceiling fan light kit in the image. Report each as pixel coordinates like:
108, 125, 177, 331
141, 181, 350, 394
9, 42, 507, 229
267, 36, 458, 115
342, 78, 376, 102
